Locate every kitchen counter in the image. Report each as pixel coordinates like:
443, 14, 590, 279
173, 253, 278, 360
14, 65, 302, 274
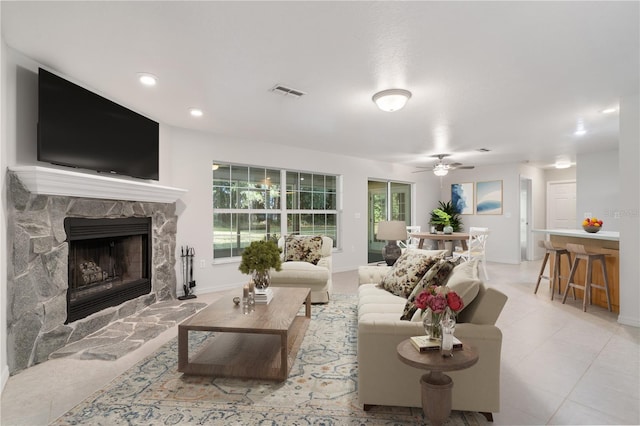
533, 228, 619, 312
533, 228, 619, 241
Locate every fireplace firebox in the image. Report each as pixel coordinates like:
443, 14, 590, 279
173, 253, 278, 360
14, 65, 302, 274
65, 217, 152, 323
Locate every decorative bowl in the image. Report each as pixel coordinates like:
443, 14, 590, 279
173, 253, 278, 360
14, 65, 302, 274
583, 225, 601, 233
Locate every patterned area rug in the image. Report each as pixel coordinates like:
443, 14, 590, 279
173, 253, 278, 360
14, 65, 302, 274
53, 294, 488, 425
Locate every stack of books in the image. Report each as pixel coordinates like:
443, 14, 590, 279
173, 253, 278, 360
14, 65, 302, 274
254, 288, 274, 304
410, 335, 463, 353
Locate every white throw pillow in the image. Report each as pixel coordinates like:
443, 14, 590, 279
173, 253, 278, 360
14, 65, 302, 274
444, 259, 481, 311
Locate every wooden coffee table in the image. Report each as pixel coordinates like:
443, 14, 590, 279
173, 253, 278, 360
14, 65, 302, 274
178, 287, 311, 381
397, 339, 479, 426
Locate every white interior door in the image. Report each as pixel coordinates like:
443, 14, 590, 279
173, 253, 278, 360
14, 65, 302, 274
547, 181, 577, 229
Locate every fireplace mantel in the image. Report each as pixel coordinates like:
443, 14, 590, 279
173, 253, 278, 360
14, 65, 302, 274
9, 165, 187, 203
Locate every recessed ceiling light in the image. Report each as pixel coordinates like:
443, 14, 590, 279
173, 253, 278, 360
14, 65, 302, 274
601, 107, 618, 114
189, 108, 203, 117
574, 119, 586, 136
137, 73, 157, 86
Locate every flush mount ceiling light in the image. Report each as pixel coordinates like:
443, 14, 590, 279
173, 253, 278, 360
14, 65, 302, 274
372, 89, 412, 112
555, 156, 571, 169
433, 164, 449, 176
189, 108, 203, 117
137, 73, 157, 86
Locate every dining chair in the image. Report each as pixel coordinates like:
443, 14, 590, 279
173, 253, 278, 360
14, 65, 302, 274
453, 227, 490, 280
399, 225, 421, 250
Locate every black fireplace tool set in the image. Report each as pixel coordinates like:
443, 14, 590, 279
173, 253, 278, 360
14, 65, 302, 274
178, 245, 197, 300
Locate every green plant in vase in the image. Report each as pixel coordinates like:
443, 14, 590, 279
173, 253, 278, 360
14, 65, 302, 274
429, 200, 463, 232
431, 208, 454, 234
238, 240, 282, 289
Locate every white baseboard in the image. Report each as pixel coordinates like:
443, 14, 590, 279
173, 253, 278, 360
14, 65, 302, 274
183, 281, 242, 297
617, 314, 640, 328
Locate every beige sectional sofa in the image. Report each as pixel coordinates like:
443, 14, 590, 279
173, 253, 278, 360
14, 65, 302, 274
270, 236, 333, 303
357, 252, 508, 420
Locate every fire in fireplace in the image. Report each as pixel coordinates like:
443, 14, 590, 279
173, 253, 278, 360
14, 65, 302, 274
65, 217, 152, 323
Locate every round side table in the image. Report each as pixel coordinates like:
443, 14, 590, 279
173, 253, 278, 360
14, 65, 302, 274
396, 339, 479, 426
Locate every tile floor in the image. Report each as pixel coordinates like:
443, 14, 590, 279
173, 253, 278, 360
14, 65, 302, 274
1, 261, 638, 425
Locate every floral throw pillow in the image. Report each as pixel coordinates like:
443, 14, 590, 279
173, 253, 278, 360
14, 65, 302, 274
380, 251, 440, 298
284, 235, 323, 265
399, 258, 457, 320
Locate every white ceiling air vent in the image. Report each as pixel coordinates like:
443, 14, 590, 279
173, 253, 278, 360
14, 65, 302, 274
270, 84, 306, 98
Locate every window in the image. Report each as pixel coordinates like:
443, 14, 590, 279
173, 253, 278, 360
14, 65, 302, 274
213, 163, 339, 260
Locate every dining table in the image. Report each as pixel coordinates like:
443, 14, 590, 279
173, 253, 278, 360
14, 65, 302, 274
410, 231, 470, 251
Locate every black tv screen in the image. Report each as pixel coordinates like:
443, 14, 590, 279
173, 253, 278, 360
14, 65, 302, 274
37, 68, 159, 180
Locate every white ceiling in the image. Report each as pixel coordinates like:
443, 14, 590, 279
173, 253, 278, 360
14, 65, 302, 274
2, 1, 638, 170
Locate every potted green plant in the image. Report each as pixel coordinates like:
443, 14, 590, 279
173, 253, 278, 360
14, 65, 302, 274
238, 240, 282, 289
431, 208, 454, 234
429, 201, 463, 232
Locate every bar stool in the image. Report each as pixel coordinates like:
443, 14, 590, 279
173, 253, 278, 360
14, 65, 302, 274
534, 240, 572, 300
562, 243, 612, 312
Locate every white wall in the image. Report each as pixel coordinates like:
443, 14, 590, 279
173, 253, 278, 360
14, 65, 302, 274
168, 126, 437, 294
618, 93, 639, 327
437, 163, 523, 264
576, 149, 620, 231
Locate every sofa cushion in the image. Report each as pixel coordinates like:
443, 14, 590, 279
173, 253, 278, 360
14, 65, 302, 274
379, 251, 440, 298
399, 258, 457, 320
284, 235, 323, 265
270, 261, 329, 284
444, 259, 481, 311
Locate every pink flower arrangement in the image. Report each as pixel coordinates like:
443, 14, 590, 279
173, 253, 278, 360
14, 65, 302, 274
414, 285, 464, 314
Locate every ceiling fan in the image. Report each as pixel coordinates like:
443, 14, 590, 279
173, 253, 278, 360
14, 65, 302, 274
414, 154, 475, 176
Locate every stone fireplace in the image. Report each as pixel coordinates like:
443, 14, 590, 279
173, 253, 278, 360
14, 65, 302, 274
6, 166, 186, 373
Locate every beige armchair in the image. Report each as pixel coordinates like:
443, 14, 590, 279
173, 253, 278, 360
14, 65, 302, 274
269, 236, 333, 303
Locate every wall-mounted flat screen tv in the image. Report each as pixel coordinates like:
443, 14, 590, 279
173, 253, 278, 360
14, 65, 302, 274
37, 68, 159, 180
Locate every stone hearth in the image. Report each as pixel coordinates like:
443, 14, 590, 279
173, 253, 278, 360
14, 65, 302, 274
6, 171, 180, 373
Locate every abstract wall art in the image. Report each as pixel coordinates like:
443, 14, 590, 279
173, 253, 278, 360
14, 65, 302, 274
476, 180, 503, 215
451, 182, 474, 214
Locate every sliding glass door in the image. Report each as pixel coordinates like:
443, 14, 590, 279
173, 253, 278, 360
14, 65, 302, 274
367, 180, 412, 263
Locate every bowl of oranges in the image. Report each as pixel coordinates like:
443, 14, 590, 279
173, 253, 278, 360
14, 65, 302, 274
582, 217, 603, 233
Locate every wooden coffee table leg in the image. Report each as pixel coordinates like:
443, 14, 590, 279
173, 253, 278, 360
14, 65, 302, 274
420, 371, 454, 426
280, 331, 288, 380
177, 326, 188, 372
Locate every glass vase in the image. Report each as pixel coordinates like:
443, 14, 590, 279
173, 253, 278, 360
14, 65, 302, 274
252, 270, 270, 290
422, 308, 443, 341
440, 309, 456, 357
